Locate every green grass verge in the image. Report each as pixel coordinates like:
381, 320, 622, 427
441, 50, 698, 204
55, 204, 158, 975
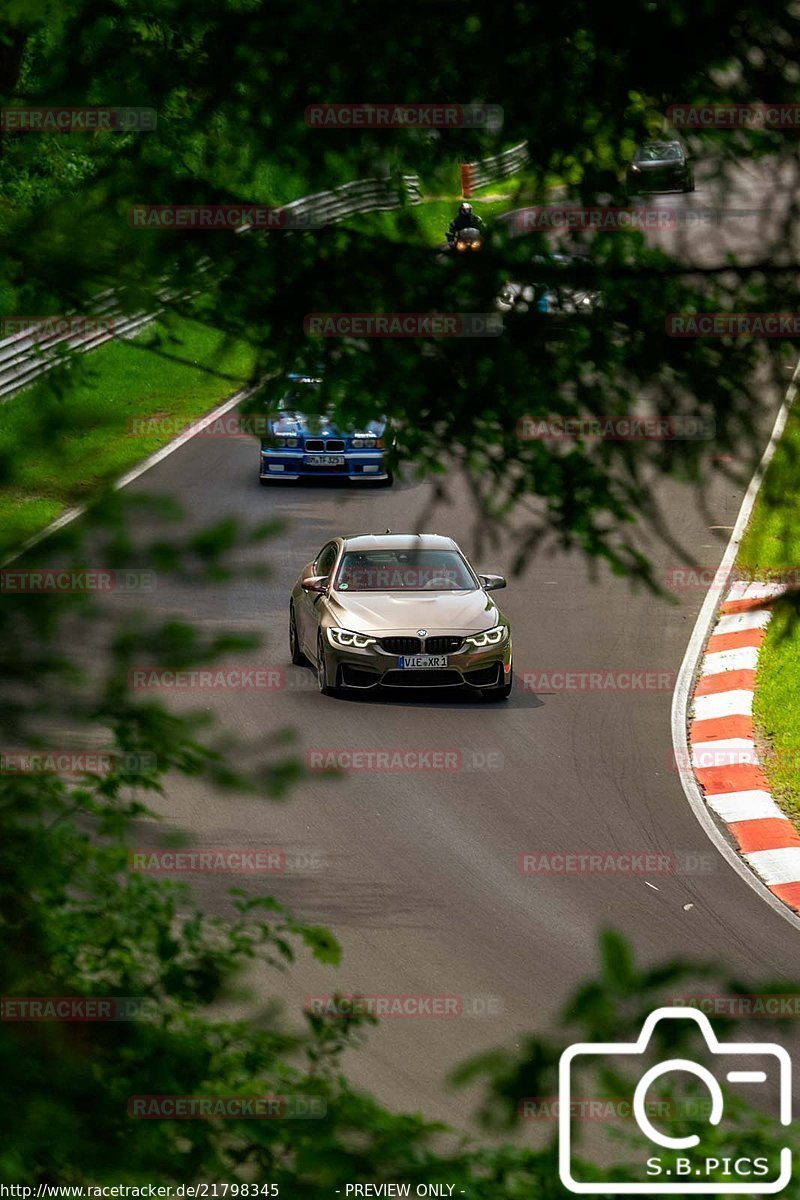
738, 401, 800, 822
0, 316, 258, 555
345, 196, 515, 245
469, 169, 569, 199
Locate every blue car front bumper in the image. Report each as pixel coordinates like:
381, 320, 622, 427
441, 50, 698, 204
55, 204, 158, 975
260, 450, 390, 483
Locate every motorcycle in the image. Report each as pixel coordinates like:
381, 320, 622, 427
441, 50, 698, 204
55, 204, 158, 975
447, 225, 483, 253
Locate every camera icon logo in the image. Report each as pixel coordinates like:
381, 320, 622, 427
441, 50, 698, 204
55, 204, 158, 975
559, 1006, 791, 1194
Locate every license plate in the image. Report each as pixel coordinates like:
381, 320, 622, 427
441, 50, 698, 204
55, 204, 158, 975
398, 655, 448, 669
306, 454, 345, 466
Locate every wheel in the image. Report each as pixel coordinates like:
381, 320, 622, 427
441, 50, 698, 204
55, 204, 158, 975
483, 670, 513, 702
683, 179, 695, 193
316, 634, 338, 696
289, 603, 307, 666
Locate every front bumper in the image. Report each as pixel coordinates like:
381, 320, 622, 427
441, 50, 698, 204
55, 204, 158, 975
260, 449, 389, 482
626, 167, 691, 193
324, 638, 513, 691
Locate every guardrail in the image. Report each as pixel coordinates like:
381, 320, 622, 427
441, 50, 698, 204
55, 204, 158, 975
0, 174, 423, 401
0, 296, 158, 402
460, 141, 529, 197
262, 173, 423, 229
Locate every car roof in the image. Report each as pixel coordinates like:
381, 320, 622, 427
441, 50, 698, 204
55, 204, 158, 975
341, 533, 458, 552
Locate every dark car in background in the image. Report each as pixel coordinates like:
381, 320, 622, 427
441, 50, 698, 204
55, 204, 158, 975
626, 140, 694, 194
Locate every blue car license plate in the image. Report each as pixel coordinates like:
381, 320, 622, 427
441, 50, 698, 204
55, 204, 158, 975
306, 454, 345, 466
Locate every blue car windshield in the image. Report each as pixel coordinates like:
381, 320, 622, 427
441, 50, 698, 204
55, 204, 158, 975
335, 550, 478, 592
279, 383, 321, 409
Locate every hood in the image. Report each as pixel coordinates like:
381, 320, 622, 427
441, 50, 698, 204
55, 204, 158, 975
326, 588, 501, 634
634, 157, 682, 169
272, 410, 386, 437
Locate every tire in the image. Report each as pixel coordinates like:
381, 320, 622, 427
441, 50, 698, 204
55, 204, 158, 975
289, 603, 307, 666
316, 634, 338, 696
483, 669, 513, 702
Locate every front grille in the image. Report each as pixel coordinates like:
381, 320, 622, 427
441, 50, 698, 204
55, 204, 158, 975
425, 636, 464, 654
381, 669, 463, 688
326, 438, 345, 452
305, 438, 324, 451
379, 637, 421, 655
637, 169, 682, 185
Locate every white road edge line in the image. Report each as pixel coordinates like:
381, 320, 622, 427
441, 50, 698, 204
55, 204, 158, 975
671, 355, 800, 932
1, 386, 256, 567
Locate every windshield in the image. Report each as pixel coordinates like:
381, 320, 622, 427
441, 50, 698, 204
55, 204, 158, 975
335, 549, 478, 592
279, 382, 321, 410
637, 142, 682, 161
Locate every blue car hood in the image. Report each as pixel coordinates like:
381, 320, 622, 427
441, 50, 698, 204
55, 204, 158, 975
270, 410, 386, 437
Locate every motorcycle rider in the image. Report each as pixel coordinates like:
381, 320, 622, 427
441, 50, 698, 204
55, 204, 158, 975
446, 201, 485, 245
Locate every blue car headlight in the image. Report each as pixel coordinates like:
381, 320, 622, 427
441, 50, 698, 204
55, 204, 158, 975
352, 436, 378, 449
465, 626, 508, 649
326, 627, 378, 649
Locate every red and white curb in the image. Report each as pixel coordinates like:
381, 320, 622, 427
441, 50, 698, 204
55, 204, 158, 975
689, 580, 800, 911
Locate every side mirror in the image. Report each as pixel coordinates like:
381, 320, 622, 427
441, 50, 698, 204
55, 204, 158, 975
301, 574, 329, 594
480, 574, 506, 591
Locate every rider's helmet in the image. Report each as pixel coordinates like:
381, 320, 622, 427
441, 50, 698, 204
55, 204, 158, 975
459, 202, 473, 216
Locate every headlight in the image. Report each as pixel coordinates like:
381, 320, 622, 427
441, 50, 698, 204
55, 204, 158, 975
352, 435, 377, 449
465, 626, 508, 648
273, 435, 288, 448
327, 627, 377, 649
456, 241, 467, 251
283, 436, 299, 448
630, 164, 641, 173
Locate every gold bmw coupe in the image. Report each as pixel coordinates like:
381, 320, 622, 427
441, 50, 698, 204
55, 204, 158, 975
289, 533, 512, 700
